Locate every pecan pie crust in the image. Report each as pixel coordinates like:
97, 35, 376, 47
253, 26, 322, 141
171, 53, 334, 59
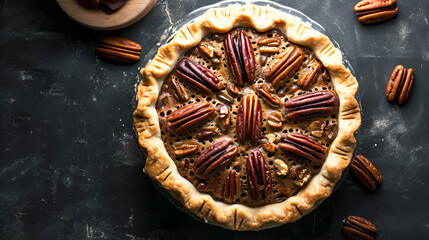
134, 4, 361, 230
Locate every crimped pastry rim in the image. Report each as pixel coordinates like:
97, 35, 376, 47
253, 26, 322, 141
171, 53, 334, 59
133, 4, 361, 230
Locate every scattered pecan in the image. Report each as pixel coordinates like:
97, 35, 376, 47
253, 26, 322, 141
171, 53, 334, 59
265, 46, 304, 88
354, 0, 398, 24
224, 169, 239, 202
168, 76, 189, 102
385, 65, 414, 104
308, 120, 326, 138
290, 166, 310, 186
95, 36, 141, 64
217, 104, 231, 132
174, 141, 198, 157
259, 55, 268, 66
267, 111, 283, 129
176, 58, 224, 94
285, 90, 339, 120
350, 155, 382, 191
274, 159, 288, 176
258, 83, 282, 107
261, 137, 276, 153
326, 121, 338, 140
217, 91, 234, 105
193, 139, 238, 179
257, 37, 282, 54
226, 83, 241, 97
246, 150, 273, 201
279, 133, 326, 164
199, 43, 222, 63
196, 126, 219, 141
224, 30, 255, 85
166, 101, 215, 133
342, 215, 377, 240
297, 61, 322, 89
236, 94, 263, 145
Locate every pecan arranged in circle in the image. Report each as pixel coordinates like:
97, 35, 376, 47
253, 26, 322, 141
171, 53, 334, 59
285, 90, 339, 120
266, 46, 304, 88
224, 169, 239, 202
342, 215, 377, 240
166, 101, 215, 133
193, 139, 238, 179
224, 30, 255, 85
176, 58, 224, 94
237, 94, 263, 145
297, 61, 322, 89
354, 0, 398, 24
385, 65, 414, 104
258, 83, 282, 107
95, 36, 141, 64
350, 155, 382, 191
246, 150, 273, 201
279, 133, 326, 164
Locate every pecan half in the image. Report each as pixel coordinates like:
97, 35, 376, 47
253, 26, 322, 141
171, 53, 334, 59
224, 30, 255, 85
166, 101, 215, 133
258, 37, 282, 54
168, 76, 189, 102
236, 94, 263, 145
285, 90, 339, 120
246, 150, 273, 201
217, 104, 231, 132
176, 58, 224, 94
385, 65, 414, 104
258, 83, 282, 107
350, 155, 382, 191
174, 141, 198, 157
354, 0, 398, 24
193, 139, 238, 179
95, 36, 141, 64
279, 133, 326, 164
265, 46, 304, 88
267, 111, 283, 129
224, 169, 239, 202
297, 61, 322, 89
342, 215, 377, 240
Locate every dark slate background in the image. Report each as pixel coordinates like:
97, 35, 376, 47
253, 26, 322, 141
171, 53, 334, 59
1, 0, 428, 239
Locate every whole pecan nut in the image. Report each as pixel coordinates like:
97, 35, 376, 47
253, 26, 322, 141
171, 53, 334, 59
236, 94, 263, 145
95, 36, 141, 63
285, 90, 339, 120
279, 133, 326, 164
297, 61, 322, 89
224, 169, 239, 202
385, 65, 414, 104
193, 139, 238, 179
354, 0, 398, 24
265, 46, 304, 88
342, 215, 377, 240
166, 101, 215, 133
246, 150, 273, 201
258, 83, 282, 107
176, 58, 224, 94
350, 155, 382, 191
168, 76, 189, 103
224, 30, 256, 85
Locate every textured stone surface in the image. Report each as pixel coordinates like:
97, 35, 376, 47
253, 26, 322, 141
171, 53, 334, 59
1, 0, 428, 239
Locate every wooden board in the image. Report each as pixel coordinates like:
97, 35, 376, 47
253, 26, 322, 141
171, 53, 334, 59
57, 0, 157, 30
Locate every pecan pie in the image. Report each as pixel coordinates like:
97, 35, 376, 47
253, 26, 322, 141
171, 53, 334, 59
134, 5, 361, 230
